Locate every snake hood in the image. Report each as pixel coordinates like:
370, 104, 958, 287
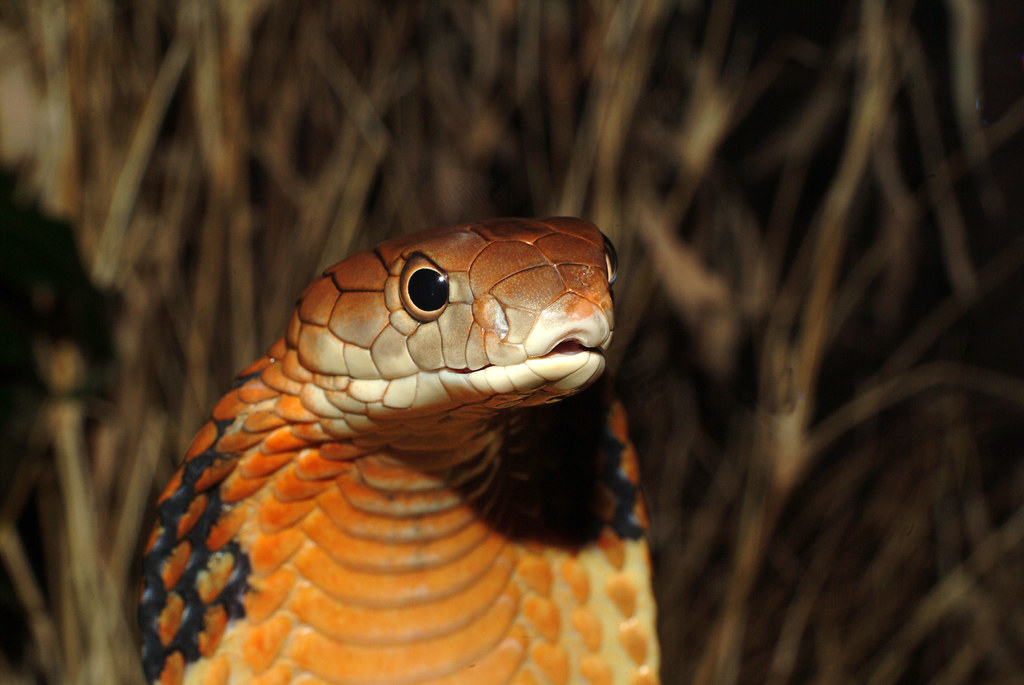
279, 217, 617, 449
141, 217, 659, 685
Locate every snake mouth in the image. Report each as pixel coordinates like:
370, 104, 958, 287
446, 339, 598, 375
544, 339, 593, 356
431, 338, 606, 402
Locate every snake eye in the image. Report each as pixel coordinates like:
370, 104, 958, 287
400, 254, 449, 321
602, 233, 618, 286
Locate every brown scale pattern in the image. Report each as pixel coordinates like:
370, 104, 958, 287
139, 218, 659, 685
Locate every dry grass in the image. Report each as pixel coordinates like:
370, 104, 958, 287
1, 1, 1023, 683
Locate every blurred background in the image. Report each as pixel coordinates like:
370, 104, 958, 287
1, 1, 1023, 683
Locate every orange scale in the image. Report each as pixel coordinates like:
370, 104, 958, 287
408, 229, 488, 272
319, 441, 366, 461
314, 486, 372, 537
534, 232, 598, 264
561, 558, 590, 604
260, 363, 304, 396
617, 617, 648, 665
157, 592, 185, 646
469, 242, 548, 295
289, 546, 513, 643
198, 655, 230, 685
185, 421, 219, 460
511, 669, 541, 685
237, 378, 279, 405
326, 249, 389, 289
633, 499, 651, 531
299, 509, 393, 570
244, 411, 287, 433
248, 527, 306, 573
259, 494, 316, 533
270, 467, 331, 503
607, 400, 630, 441
285, 311, 302, 348
289, 422, 329, 443
175, 494, 209, 539
220, 470, 268, 504
263, 426, 312, 453
198, 604, 228, 656
243, 614, 293, 674
414, 631, 526, 685
160, 540, 191, 590
523, 596, 561, 643
239, 450, 295, 479
538, 217, 603, 244
196, 551, 236, 605
558, 264, 605, 297
282, 350, 314, 383
606, 573, 638, 618
287, 586, 519, 684
298, 277, 341, 326
355, 454, 445, 491
571, 606, 602, 652
294, 449, 352, 481
598, 528, 626, 570
274, 394, 317, 423
250, 665, 293, 685
193, 458, 237, 493
473, 218, 552, 244
215, 429, 266, 455
244, 568, 296, 623
302, 508, 489, 573
316, 485, 473, 543
267, 338, 287, 360
145, 524, 164, 555
531, 643, 569, 685
206, 505, 247, 552
158, 651, 185, 685
579, 655, 613, 685
618, 443, 641, 486
516, 555, 553, 597
335, 472, 460, 518
156, 470, 184, 505
293, 534, 510, 607
288, 315, 303, 350
212, 390, 245, 422
490, 267, 565, 311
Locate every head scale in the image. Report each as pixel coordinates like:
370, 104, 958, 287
285, 217, 617, 447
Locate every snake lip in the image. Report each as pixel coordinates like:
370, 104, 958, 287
544, 339, 592, 356
445, 339, 598, 375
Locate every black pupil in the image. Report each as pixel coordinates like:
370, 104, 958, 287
408, 268, 448, 311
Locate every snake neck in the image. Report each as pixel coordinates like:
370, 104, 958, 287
206, 348, 607, 549
212, 348, 508, 526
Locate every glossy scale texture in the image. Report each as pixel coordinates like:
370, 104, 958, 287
139, 218, 659, 685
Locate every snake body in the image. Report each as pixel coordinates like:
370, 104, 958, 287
139, 218, 659, 685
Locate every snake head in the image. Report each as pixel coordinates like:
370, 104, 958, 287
285, 217, 616, 445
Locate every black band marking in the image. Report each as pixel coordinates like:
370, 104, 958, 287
138, 418, 251, 682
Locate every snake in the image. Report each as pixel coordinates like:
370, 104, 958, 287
139, 217, 660, 685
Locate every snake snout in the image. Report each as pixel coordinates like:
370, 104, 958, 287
525, 294, 613, 360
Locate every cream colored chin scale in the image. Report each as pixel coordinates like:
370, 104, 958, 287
139, 217, 660, 685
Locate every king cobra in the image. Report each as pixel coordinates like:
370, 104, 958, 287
139, 217, 660, 685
